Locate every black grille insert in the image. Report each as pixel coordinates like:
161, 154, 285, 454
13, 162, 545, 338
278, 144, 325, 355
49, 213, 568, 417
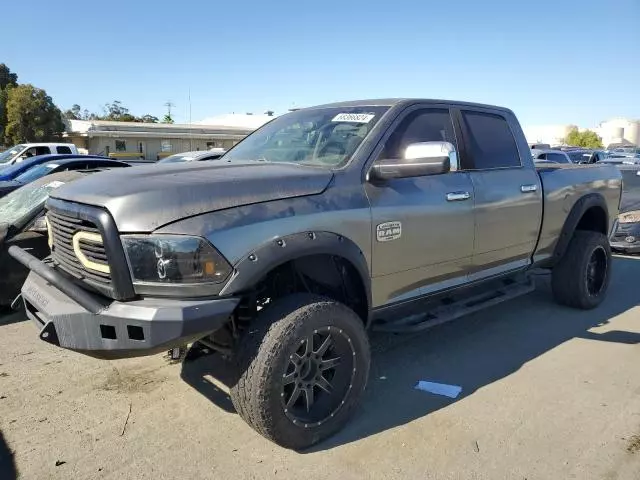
47, 210, 112, 287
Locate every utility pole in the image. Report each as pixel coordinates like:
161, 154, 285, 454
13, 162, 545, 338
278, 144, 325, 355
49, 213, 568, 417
164, 101, 175, 118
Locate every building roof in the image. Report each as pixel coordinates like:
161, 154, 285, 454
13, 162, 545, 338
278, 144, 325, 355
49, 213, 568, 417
196, 113, 275, 129
65, 118, 256, 140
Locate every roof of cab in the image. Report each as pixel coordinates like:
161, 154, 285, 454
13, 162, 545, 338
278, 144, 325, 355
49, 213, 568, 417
305, 98, 514, 113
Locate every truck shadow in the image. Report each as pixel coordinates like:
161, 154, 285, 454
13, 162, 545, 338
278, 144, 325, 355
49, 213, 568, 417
180, 256, 640, 452
0, 308, 25, 327
0, 430, 17, 480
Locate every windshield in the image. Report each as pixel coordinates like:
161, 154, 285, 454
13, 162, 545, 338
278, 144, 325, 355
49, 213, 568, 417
223, 106, 389, 168
0, 144, 26, 165
159, 154, 196, 164
15, 163, 57, 184
0, 180, 62, 227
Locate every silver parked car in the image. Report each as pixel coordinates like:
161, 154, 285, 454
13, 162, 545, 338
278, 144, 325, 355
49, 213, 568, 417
157, 149, 226, 164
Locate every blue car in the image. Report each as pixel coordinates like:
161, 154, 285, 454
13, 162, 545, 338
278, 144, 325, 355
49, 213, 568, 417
0, 157, 130, 198
0, 154, 113, 181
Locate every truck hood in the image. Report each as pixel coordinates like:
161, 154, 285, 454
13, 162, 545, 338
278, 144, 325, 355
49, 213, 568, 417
50, 161, 334, 232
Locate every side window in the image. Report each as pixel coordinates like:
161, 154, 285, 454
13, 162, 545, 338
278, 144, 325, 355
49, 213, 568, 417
23, 147, 39, 157
35, 146, 51, 156
536, 153, 547, 160
380, 108, 457, 163
547, 153, 567, 163
57, 146, 72, 154
460, 111, 521, 169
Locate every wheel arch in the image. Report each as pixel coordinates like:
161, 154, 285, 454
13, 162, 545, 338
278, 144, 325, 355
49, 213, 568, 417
551, 193, 609, 265
219, 231, 372, 326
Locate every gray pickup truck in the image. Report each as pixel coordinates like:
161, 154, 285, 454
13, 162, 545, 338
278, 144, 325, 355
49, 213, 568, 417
10, 99, 622, 449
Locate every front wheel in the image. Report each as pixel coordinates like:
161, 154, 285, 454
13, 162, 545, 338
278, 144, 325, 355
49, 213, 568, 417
230, 294, 370, 450
551, 230, 612, 309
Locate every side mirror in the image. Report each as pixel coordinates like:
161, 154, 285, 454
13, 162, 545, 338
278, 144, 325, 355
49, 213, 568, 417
28, 216, 48, 234
370, 141, 455, 181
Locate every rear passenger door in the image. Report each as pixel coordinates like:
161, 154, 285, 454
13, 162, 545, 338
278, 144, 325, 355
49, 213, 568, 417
456, 108, 543, 279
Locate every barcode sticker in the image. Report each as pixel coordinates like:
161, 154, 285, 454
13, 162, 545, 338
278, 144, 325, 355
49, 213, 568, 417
332, 113, 375, 123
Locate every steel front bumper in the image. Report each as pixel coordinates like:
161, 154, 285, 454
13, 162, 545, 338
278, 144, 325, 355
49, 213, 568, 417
11, 247, 239, 359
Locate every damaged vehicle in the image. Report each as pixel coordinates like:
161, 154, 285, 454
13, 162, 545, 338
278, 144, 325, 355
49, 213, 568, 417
10, 99, 622, 449
0, 171, 94, 309
610, 166, 640, 253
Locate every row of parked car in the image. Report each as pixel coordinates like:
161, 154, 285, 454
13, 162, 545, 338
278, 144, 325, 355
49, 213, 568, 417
0, 146, 229, 309
531, 145, 640, 166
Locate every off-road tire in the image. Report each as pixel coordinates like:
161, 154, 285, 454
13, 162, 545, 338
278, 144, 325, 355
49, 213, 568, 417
230, 293, 370, 450
551, 231, 611, 309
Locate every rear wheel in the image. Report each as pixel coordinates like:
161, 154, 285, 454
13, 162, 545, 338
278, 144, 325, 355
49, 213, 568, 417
551, 231, 611, 309
230, 293, 370, 450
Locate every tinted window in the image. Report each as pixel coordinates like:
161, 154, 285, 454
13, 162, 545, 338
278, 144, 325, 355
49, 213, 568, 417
460, 111, 521, 169
57, 146, 73, 154
34, 146, 50, 156
380, 109, 457, 160
547, 153, 569, 163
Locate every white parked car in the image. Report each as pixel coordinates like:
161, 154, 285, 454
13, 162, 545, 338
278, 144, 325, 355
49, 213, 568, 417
0, 143, 79, 168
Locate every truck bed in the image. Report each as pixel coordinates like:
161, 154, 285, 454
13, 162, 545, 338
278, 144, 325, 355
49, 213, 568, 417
533, 163, 622, 264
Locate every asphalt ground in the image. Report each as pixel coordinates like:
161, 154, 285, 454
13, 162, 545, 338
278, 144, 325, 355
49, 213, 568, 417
1, 256, 639, 479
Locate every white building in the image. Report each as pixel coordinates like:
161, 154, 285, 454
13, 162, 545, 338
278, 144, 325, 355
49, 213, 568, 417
594, 118, 640, 148
524, 117, 640, 149
64, 114, 273, 160
523, 124, 576, 146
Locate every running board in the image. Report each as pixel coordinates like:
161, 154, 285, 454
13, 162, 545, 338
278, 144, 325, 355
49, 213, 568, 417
372, 278, 535, 333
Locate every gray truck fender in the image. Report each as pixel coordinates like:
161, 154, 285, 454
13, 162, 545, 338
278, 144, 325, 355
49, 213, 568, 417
219, 231, 372, 320
551, 193, 609, 263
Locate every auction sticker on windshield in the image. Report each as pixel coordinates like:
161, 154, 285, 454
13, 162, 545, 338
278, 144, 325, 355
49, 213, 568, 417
332, 113, 376, 123
45, 181, 65, 189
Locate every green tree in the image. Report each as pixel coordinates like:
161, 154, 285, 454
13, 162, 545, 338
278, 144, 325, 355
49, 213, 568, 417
0, 63, 19, 143
564, 127, 603, 149
162, 113, 174, 124
102, 100, 130, 121
5, 84, 65, 144
0, 63, 18, 90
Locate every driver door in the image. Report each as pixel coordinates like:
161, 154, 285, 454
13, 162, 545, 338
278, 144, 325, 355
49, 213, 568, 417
365, 106, 475, 307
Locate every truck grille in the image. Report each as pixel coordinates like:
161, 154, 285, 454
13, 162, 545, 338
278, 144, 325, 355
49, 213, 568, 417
47, 209, 112, 287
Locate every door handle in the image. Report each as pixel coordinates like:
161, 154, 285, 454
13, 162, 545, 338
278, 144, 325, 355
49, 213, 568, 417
520, 184, 538, 193
446, 191, 471, 201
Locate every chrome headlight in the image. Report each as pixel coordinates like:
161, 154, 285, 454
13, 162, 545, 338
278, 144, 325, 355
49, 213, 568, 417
618, 210, 640, 224
121, 235, 232, 285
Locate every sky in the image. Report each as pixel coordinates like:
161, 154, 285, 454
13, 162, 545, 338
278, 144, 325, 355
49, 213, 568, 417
2, 0, 639, 128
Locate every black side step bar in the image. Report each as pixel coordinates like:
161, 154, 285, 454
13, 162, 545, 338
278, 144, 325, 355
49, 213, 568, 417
373, 278, 535, 333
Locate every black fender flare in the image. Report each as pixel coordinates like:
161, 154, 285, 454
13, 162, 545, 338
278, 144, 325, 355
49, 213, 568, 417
219, 231, 372, 324
551, 193, 609, 263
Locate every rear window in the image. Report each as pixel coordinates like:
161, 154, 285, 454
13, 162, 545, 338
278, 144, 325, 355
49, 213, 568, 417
460, 111, 521, 169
